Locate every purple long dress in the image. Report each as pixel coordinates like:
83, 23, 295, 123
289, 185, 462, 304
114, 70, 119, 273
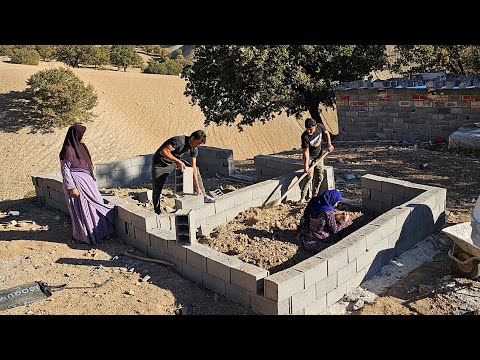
61, 159, 114, 245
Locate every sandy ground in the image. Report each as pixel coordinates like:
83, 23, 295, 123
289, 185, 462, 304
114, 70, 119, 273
2, 58, 480, 315
0, 58, 305, 201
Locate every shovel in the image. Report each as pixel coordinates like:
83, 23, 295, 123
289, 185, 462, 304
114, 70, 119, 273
264, 150, 330, 208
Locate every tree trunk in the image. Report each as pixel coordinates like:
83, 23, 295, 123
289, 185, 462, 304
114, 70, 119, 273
307, 101, 322, 123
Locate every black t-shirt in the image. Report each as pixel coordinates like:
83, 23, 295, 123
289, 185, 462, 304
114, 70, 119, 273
152, 135, 198, 166
301, 122, 326, 159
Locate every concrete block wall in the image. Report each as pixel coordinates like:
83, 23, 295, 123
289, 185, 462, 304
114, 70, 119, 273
335, 88, 480, 141
31, 171, 69, 214
196, 146, 235, 176
32, 165, 446, 315
253, 174, 446, 315
254, 155, 335, 194
94, 154, 153, 189
175, 171, 305, 232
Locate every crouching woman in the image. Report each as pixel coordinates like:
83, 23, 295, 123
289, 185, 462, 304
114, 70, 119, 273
297, 189, 352, 252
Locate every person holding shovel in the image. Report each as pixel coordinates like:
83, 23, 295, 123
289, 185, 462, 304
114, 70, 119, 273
299, 118, 334, 204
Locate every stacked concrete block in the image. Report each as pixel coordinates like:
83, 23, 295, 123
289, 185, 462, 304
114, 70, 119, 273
94, 154, 153, 189
240, 174, 447, 315
31, 174, 69, 214
175, 209, 196, 245
175, 167, 194, 194
196, 146, 235, 176
336, 87, 480, 141
254, 155, 335, 195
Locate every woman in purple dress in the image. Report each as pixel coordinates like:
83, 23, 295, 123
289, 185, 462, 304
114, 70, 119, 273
297, 189, 352, 252
60, 124, 114, 244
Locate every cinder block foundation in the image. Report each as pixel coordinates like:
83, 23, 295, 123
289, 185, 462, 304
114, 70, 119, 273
32, 148, 446, 315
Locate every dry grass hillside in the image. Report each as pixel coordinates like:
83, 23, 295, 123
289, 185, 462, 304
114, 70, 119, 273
0, 59, 307, 201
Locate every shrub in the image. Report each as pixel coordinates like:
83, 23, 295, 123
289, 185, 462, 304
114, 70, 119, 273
26, 67, 98, 128
10, 47, 40, 65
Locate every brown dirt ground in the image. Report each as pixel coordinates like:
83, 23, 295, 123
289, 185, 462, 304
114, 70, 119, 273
2, 142, 479, 315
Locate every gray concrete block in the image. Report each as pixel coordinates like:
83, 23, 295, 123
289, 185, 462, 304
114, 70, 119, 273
317, 245, 348, 277
232, 188, 253, 206
167, 241, 187, 262
370, 213, 397, 238
363, 198, 382, 215
205, 212, 227, 228
94, 163, 115, 175
304, 295, 327, 315
202, 272, 226, 295
315, 273, 337, 299
292, 256, 327, 288
371, 189, 393, 205
130, 155, 148, 167
264, 268, 304, 301
131, 209, 158, 230
164, 252, 184, 274
337, 260, 358, 285
206, 252, 244, 282
326, 281, 347, 308
175, 208, 196, 245
175, 195, 204, 210
361, 174, 383, 192
291, 285, 316, 314
225, 203, 246, 222
346, 267, 367, 293
214, 194, 236, 213
382, 181, 406, 196
182, 262, 203, 285
225, 283, 252, 307
250, 294, 290, 315
133, 227, 150, 247
231, 263, 269, 294
186, 243, 218, 272
113, 158, 132, 170
156, 214, 171, 229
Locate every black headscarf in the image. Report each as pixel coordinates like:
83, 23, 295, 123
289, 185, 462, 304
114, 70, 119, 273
59, 124, 94, 176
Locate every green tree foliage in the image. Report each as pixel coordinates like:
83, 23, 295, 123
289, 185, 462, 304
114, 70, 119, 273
56, 45, 91, 68
35, 45, 56, 61
182, 45, 386, 129
110, 45, 144, 71
26, 67, 98, 128
80, 45, 111, 68
0, 45, 15, 57
390, 45, 480, 76
144, 58, 183, 75
10, 46, 40, 65
144, 45, 154, 54
155, 47, 171, 61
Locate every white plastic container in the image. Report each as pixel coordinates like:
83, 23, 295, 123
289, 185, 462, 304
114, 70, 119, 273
471, 195, 480, 244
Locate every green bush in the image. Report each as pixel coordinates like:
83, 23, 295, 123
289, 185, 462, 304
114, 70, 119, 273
26, 67, 98, 128
144, 58, 183, 75
10, 47, 40, 65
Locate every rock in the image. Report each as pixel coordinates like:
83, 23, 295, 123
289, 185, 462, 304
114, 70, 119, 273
352, 299, 365, 311
140, 275, 151, 282
419, 284, 435, 294
8, 211, 19, 216
124, 289, 134, 296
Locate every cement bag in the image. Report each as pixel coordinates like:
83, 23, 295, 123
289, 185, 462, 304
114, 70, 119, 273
0, 281, 52, 311
472, 195, 480, 246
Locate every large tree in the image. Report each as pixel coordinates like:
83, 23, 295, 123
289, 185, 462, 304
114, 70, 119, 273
182, 45, 386, 129
390, 45, 480, 76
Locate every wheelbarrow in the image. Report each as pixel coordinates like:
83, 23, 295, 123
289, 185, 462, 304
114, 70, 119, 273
441, 222, 480, 279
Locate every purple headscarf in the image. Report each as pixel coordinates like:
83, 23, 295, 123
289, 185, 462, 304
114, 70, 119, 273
304, 189, 343, 219
59, 124, 94, 176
